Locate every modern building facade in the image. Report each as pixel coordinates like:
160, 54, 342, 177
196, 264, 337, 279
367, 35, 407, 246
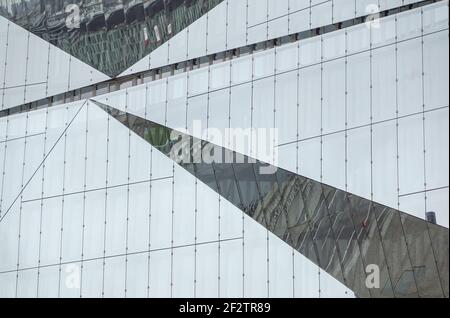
0, 0, 448, 298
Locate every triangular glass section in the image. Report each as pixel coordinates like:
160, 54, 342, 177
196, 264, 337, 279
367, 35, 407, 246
91, 99, 449, 298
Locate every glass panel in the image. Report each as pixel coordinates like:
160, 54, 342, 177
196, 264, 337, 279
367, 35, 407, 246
127, 85, 147, 119
81, 259, 103, 298
210, 61, 230, 91
85, 103, 108, 190
64, 106, 87, 194
397, 38, 423, 117
187, 95, 207, 137
150, 178, 172, 250
243, 215, 267, 297
0, 203, 20, 272
172, 246, 195, 297
398, 114, 425, 195
422, 1, 449, 33
322, 59, 346, 134
311, 1, 332, 29
129, 129, 151, 184
16, 269, 37, 298
426, 188, 449, 228
372, 45, 397, 122
207, 1, 227, 53
40, 197, 63, 266
253, 50, 275, 79
37, 265, 59, 298
187, 15, 207, 59
347, 126, 371, 199
219, 191, 244, 240
275, 71, 298, 145
196, 180, 219, 243
372, 204, 419, 297
47, 47, 70, 97
173, 165, 195, 246
298, 65, 321, 139
107, 115, 129, 187
427, 222, 449, 297
220, 239, 243, 298
59, 262, 82, 298
289, 8, 310, 34
252, 77, 275, 142
208, 88, 230, 142
397, 8, 422, 41
229, 83, 252, 153
293, 252, 320, 298
126, 253, 148, 298
322, 132, 346, 190
322, 31, 346, 61
423, 32, 449, 111
188, 68, 208, 97
148, 249, 171, 298
83, 190, 106, 260
128, 182, 150, 253
424, 108, 449, 191
268, 232, 293, 297
4, 22, 27, 88
61, 193, 84, 263
248, 0, 267, 26
231, 55, 253, 85
372, 121, 398, 208
103, 256, 125, 298
213, 163, 242, 209
276, 42, 298, 73
299, 37, 321, 67
169, 29, 187, 65
196, 242, 219, 297
18, 201, 41, 269
0, 272, 18, 298
372, 15, 396, 48
347, 52, 371, 128
227, 0, 247, 48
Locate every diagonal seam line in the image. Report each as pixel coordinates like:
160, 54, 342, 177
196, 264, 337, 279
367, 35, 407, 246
0, 100, 88, 224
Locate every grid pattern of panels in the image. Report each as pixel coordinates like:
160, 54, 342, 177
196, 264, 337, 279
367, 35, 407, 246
95, 101, 448, 298
120, 0, 433, 76
0, 100, 353, 298
99, 2, 449, 227
0, 16, 110, 112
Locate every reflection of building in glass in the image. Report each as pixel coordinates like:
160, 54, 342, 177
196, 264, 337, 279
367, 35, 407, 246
0, 0, 449, 298
0, 0, 224, 76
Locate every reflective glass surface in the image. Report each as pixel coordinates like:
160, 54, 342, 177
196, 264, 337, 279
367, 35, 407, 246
94, 100, 449, 298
